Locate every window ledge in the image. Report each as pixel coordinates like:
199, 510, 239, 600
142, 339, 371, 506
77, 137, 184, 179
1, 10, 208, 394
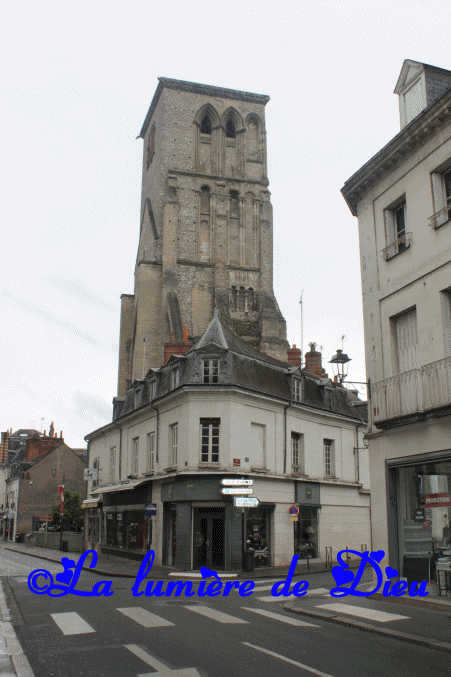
198, 463, 220, 469
163, 466, 177, 473
127, 474, 138, 479
143, 471, 154, 476
382, 233, 412, 261
428, 205, 451, 229
250, 467, 269, 473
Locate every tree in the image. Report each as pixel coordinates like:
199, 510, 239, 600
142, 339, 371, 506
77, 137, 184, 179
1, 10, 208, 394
52, 490, 83, 531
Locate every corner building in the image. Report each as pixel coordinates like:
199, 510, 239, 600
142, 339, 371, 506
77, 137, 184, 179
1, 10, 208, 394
118, 78, 288, 396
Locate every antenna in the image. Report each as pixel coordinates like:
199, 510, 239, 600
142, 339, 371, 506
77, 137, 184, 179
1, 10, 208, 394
341, 334, 345, 351
299, 289, 304, 368
142, 337, 146, 379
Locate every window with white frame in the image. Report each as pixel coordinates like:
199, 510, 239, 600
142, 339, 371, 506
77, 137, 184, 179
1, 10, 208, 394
109, 447, 116, 483
171, 367, 180, 389
250, 423, 266, 468
324, 439, 335, 477
169, 424, 178, 466
324, 388, 333, 409
200, 418, 220, 463
147, 432, 156, 471
149, 380, 156, 400
383, 198, 410, 260
393, 307, 419, 373
131, 437, 139, 475
291, 433, 304, 474
203, 359, 219, 384
430, 164, 451, 228
293, 378, 302, 402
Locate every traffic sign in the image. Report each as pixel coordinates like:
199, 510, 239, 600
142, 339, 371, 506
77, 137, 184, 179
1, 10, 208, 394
145, 503, 157, 517
288, 505, 299, 516
221, 487, 253, 495
221, 479, 253, 486
234, 497, 260, 507
84, 468, 98, 481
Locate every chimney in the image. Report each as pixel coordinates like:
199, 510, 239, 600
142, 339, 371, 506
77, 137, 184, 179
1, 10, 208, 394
0, 431, 9, 463
287, 344, 302, 367
304, 342, 328, 378
163, 326, 193, 366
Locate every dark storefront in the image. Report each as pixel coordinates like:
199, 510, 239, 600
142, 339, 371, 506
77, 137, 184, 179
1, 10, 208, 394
100, 482, 152, 561
294, 482, 321, 559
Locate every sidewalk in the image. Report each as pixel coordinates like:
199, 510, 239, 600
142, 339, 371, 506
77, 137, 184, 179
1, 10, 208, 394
2, 543, 349, 580
284, 588, 451, 654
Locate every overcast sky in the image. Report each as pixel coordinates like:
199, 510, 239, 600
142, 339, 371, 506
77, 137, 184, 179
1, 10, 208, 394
2, 1, 450, 447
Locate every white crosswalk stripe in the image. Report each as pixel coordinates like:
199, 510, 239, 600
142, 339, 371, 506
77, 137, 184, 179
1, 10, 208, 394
241, 607, 319, 626
185, 605, 249, 623
257, 587, 330, 602
50, 612, 95, 635
117, 607, 174, 628
316, 603, 409, 623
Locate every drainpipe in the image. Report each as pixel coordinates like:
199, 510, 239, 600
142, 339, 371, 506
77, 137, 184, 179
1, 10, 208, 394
150, 401, 160, 464
113, 425, 123, 481
355, 422, 361, 484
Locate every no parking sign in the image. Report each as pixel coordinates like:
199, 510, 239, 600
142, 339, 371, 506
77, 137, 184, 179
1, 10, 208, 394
288, 505, 299, 516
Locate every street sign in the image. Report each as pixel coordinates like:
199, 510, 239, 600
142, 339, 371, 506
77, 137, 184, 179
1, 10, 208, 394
290, 516, 299, 522
221, 487, 253, 495
288, 505, 299, 516
84, 468, 99, 481
234, 497, 260, 507
145, 503, 157, 517
221, 479, 253, 486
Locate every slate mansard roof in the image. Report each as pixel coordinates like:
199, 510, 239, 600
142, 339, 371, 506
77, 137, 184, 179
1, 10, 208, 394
110, 312, 367, 425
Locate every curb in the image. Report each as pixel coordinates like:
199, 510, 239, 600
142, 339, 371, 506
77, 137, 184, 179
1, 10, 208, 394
369, 592, 451, 613
0, 581, 35, 677
283, 601, 451, 654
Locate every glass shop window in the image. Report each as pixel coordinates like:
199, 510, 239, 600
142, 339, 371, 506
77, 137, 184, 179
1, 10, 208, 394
246, 506, 271, 567
294, 508, 319, 559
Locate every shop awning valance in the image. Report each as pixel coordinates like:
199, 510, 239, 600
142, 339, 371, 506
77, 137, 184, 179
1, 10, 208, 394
82, 499, 100, 509
90, 479, 149, 496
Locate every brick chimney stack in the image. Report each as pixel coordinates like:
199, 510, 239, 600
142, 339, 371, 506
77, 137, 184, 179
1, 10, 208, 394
0, 431, 9, 463
304, 342, 328, 378
24, 426, 64, 463
287, 344, 302, 367
163, 326, 193, 366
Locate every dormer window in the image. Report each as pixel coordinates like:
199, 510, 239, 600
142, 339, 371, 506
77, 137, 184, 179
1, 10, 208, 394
293, 378, 302, 402
203, 359, 219, 384
134, 389, 141, 409
171, 367, 180, 389
149, 380, 156, 400
324, 388, 333, 409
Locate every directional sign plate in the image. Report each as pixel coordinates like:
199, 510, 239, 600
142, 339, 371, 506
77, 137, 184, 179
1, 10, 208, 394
84, 468, 98, 481
234, 497, 260, 507
221, 479, 253, 486
221, 487, 253, 495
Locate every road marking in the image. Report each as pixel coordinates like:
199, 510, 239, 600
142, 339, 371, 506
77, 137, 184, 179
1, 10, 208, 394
50, 612, 95, 635
257, 595, 288, 602
125, 644, 201, 676
169, 572, 237, 577
254, 584, 330, 595
241, 607, 319, 626
307, 588, 330, 595
185, 605, 249, 623
243, 642, 336, 677
316, 603, 409, 623
118, 607, 174, 628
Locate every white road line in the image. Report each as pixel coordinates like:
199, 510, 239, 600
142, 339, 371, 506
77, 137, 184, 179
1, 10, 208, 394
117, 607, 174, 628
125, 644, 202, 676
316, 603, 409, 623
50, 612, 95, 635
241, 607, 319, 627
168, 572, 237, 577
307, 588, 330, 595
257, 595, 289, 602
243, 642, 336, 677
254, 583, 330, 595
185, 605, 249, 623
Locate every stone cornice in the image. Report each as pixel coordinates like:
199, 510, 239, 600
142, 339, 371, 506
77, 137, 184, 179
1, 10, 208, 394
341, 88, 451, 216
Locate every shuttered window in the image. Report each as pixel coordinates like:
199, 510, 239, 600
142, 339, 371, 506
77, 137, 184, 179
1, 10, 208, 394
395, 308, 419, 373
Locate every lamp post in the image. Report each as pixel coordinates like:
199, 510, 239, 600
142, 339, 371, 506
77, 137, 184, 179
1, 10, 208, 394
329, 349, 371, 397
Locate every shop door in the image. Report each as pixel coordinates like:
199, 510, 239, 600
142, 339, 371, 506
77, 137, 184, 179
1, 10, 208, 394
193, 508, 225, 570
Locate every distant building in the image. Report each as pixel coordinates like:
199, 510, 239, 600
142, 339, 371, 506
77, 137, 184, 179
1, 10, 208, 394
342, 60, 451, 585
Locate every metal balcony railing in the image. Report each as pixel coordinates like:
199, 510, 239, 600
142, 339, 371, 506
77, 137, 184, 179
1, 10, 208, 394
428, 203, 451, 229
381, 233, 412, 261
372, 356, 451, 424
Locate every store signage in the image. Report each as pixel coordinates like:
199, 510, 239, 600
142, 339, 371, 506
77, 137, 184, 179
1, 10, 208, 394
221, 479, 253, 486
234, 497, 260, 507
288, 505, 299, 516
84, 468, 99, 481
233, 458, 241, 467
414, 509, 424, 521
221, 487, 253, 495
424, 493, 451, 508
145, 503, 157, 517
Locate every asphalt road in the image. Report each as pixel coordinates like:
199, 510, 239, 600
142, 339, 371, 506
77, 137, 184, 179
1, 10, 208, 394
1, 548, 450, 677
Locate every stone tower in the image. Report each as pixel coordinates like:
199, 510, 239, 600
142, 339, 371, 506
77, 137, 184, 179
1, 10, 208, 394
117, 78, 288, 396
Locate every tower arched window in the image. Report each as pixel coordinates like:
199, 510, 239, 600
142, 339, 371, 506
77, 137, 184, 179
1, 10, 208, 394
201, 115, 212, 135
247, 287, 254, 312
238, 286, 245, 311
225, 119, 236, 139
231, 286, 237, 310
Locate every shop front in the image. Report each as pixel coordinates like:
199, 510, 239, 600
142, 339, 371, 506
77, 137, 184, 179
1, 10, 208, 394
294, 482, 321, 560
387, 450, 451, 594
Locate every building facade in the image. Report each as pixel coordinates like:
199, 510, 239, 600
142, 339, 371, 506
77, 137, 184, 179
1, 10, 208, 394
342, 60, 451, 585
86, 315, 370, 569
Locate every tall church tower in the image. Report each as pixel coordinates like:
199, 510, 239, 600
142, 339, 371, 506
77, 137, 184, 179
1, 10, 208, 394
117, 78, 288, 396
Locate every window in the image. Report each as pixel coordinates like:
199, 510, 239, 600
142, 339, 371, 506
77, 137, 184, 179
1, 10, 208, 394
169, 424, 178, 467
250, 423, 266, 468
134, 389, 141, 409
109, 447, 116, 483
200, 418, 220, 463
225, 118, 236, 139
171, 367, 180, 389
403, 78, 426, 125
393, 308, 419, 373
92, 457, 99, 488
201, 115, 212, 135
324, 439, 334, 477
149, 381, 156, 400
291, 433, 304, 474
440, 289, 451, 357
147, 432, 155, 472
203, 359, 219, 384
132, 438, 139, 475
324, 388, 333, 409
383, 199, 411, 260
293, 378, 302, 402
430, 165, 451, 228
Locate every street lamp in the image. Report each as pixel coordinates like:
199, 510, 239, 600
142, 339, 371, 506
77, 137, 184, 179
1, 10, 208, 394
329, 349, 371, 396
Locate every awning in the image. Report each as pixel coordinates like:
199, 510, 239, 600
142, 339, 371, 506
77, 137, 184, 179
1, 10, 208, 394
82, 499, 100, 509
90, 479, 149, 496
